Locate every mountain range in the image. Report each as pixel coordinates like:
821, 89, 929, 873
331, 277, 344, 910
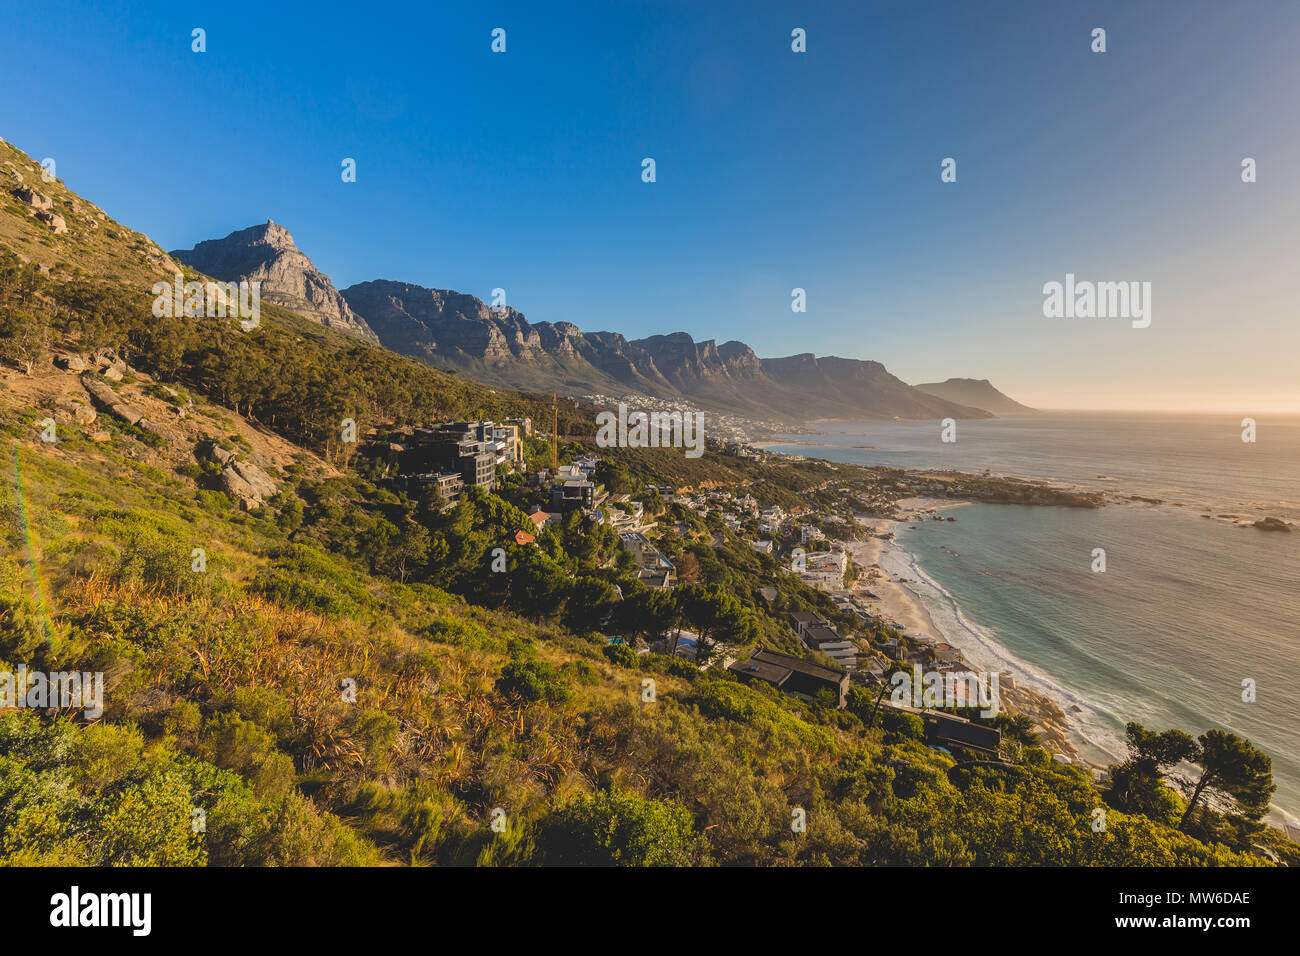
172, 222, 1025, 422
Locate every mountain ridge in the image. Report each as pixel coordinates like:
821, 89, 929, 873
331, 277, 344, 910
160, 220, 1008, 422
340, 277, 994, 423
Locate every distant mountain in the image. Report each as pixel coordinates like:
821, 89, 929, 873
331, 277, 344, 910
342, 279, 993, 422
171, 222, 379, 343
166, 223, 993, 422
913, 378, 1037, 414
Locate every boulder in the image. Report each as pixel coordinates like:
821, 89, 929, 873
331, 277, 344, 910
196, 440, 238, 466
35, 210, 67, 234
80, 375, 120, 410
13, 185, 52, 210
55, 354, 88, 372
1252, 517, 1292, 533
217, 461, 276, 505
135, 418, 168, 441
228, 460, 277, 499
73, 404, 97, 425
108, 402, 144, 426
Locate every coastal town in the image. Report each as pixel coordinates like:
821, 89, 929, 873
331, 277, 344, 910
356, 414, 1093, 768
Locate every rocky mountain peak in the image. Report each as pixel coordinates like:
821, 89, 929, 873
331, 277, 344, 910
171, 223, 378, 343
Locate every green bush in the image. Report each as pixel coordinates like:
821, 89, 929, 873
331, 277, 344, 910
538, 788, 708, 866
495, 659, 571, 705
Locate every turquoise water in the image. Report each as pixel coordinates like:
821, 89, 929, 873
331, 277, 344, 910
771, 415, 1300, 822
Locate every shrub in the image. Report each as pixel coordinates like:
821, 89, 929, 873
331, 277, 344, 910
602, 642, 638, 669
495, 659, 571, 704
538, 788, 708, 866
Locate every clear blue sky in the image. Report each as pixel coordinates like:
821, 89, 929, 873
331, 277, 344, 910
3, 0, 1298, 410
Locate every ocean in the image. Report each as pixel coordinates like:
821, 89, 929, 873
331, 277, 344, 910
766, 413, 1300, 822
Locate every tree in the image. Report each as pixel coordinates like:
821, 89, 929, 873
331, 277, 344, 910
0, 304, 49, 375
1178, 730, 1275, 831
381, 521, 431, 584
1105, 722, 1197, 823
564, 576, 620, 633
509, 550, 570, 623
616, 588, 677, 646
674, 584, 755, 664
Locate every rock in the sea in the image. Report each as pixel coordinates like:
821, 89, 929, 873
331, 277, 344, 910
1252, 516, 1292, 532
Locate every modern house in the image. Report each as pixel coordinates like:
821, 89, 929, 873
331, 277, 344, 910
802, 623, 858, 669
799, 549, 848, 591
788, 611, 829, 639
728, 647, 850, 708
405, 423, 496, 490
620, 531, 676, 588
550, 478, 596, 511
881, 702, 1002, 757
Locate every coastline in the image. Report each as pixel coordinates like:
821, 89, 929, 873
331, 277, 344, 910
846, 497, 1083, 762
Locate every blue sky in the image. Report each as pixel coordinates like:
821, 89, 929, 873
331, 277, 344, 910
3, 0, 1298, 410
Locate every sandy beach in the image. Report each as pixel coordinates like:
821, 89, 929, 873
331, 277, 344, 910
846, 497, 1082, 760
846, 497, 966, 642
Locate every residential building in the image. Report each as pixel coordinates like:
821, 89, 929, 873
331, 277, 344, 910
799, 549, 848, 591
405, 423, 496, 490
802, 623, 858, 669
550, 479, 595, 511
881, 702, 1002, 757
727, 647, 850, 708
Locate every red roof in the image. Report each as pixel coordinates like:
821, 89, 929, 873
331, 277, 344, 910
528, 510, 549, 527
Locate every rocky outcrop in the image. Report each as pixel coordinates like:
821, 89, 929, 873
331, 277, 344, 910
35, 210, 67, 234
13, 185, 52, 210
82, 375, 144, 424
197, 440, 277, 510
79, 374, 166, 440
170, 221, 379, 343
